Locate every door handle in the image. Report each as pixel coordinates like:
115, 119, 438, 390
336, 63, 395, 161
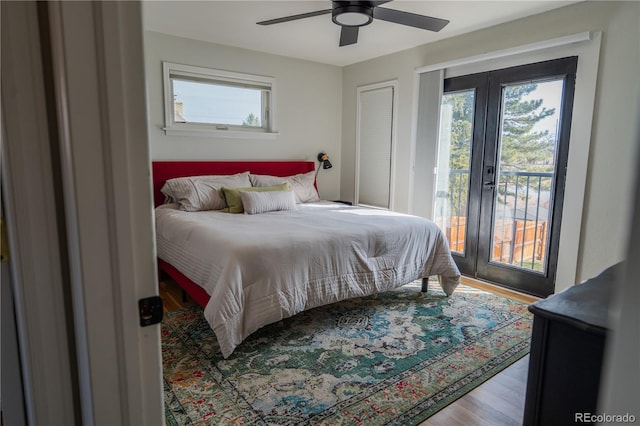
483, 165, 495, 188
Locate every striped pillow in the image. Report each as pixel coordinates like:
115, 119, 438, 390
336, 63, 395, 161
221, 183, 291, 213
239, 190, 297, 215
249, 171, 320, 203
160, 172, 251, 211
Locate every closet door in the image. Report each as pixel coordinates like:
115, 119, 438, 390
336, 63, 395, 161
356, 82, 396, 209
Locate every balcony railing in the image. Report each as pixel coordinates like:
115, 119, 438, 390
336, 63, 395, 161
435, 169, 553, 272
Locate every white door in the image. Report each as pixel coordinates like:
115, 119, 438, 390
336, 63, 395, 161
1, 2, 163, 424
356, 82, 397, 209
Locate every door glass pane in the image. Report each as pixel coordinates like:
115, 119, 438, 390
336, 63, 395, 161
491, 79, 564, 272
435, 90, 474, 254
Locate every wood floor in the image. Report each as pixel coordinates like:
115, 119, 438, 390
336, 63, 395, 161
159, 279, 197, 312
159, 277, 537, 426
420, 355, 530, 426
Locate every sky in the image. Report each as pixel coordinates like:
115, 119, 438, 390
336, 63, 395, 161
521, 79, 564, 135
173, 79, 262, 126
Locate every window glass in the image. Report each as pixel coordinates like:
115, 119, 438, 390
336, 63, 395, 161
163, 62, 274, 135
172, 78, 264, 127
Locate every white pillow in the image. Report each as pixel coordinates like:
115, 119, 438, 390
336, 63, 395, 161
249, 171, 320, 203
239, 190, 297, 214
161, 172, 251, 211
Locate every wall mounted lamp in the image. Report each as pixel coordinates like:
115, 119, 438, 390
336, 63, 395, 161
317, 152, 333, 170
316, 152, 332, 179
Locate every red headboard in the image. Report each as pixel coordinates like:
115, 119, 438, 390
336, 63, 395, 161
152, 161, 315, 207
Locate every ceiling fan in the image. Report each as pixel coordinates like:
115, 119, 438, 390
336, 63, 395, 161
257, 1, 449, 47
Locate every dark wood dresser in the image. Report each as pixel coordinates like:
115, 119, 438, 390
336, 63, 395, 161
523, 263, 622, 426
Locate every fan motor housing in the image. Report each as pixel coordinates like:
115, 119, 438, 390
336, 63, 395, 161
332, 3, 374, 27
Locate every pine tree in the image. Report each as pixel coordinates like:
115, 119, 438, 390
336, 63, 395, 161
443, 83, 556, 218
444, 91, 474, 171
242, 113, 261, 127
500, 84, 556, 173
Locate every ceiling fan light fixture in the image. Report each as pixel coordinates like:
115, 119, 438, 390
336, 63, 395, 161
332, 5, 373, 27
258, 0, 450, 47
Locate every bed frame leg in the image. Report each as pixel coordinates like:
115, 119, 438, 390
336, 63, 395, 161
421, 277, 429, 293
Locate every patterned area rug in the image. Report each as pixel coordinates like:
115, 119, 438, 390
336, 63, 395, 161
162, 282, 532, 425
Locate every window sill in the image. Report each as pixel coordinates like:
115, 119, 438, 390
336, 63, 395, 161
163, 127, 279, 139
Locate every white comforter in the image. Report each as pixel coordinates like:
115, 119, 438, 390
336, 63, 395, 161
155, 201, 460, 358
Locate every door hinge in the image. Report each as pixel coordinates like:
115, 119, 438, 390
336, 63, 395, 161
138, 296, 163, 326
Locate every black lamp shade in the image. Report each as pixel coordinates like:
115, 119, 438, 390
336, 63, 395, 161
317, 152, 333, 170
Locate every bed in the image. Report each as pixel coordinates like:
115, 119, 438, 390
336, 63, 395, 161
153, 161, 461, 358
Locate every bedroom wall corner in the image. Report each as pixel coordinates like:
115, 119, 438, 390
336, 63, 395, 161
142, 31, 343, 201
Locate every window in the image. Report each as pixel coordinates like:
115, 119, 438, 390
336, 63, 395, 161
162, 62, 276, 138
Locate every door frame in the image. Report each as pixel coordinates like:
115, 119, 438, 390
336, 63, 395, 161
355, 80, 398, 210
416, 32, 602, 293
2, 2, 77, 422
2, 1, 163, 424
442, 58, 578, 297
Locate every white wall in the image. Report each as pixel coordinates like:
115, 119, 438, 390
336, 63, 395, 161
599, 120, 640, 423
144, 31, 343, 201
341, 1, 639, 285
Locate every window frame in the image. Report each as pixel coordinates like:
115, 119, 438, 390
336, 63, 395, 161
162, 62, 278, 139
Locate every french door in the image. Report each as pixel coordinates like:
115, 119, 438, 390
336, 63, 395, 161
434, 57, 577, 297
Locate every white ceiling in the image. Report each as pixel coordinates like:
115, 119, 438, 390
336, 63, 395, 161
142, 1, 579, 67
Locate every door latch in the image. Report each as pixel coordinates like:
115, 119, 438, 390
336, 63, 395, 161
483, 165, 496, 188
138, 296, 163, 327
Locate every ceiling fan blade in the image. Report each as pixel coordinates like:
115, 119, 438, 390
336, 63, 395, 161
339, 26, 359, 46
371, 1, 393, 5
257, 9, 332, 25
373, 7, 449, 32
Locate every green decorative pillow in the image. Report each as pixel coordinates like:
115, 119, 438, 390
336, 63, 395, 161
221, 183, 291, 213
